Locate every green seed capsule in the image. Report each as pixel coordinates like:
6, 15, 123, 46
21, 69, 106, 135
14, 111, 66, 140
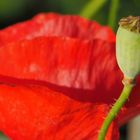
116, 16, 140, 82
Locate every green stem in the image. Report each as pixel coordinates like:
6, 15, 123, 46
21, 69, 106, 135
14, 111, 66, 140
98, 84, 134, 140
80, 0, 107, 19
108, 0, 120, 29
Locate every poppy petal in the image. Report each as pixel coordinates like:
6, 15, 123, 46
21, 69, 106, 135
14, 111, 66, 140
0, 13, 115, 47
0, 34, 140, 125
0, 13, 139, 126
0, 84, 119, 140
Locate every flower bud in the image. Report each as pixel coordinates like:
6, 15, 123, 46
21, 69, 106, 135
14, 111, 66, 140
116, 16, 140, 84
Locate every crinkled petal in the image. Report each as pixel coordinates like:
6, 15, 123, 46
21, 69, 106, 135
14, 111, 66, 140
0, 34, 140, 125
0, 13, 139, 126
0, 37, 118, 91
0, 13, 115, 47
0, 85, 119, 140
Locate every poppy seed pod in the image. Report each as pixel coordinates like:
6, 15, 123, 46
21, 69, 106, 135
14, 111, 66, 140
116, 16, 140, 84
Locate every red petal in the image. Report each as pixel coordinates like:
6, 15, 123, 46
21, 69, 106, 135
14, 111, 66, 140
0, 37, 117, 88
0, 85, 119, 140
0, 13, 139, 125
0, 37, 122, 103
0, 13, 115, 47
0, 30, 140, 125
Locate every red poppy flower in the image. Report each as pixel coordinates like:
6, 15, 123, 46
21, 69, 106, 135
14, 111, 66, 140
0, 13, 139, 140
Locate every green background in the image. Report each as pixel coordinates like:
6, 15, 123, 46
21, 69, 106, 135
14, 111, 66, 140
0, 0, 139, 30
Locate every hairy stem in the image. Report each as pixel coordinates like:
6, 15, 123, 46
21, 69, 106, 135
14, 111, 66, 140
98, 84, 134, 140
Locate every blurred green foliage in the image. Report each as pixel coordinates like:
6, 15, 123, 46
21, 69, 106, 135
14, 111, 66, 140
0, 132, 9, 140
0, 0, 140, 30
0, 0, 139, 139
